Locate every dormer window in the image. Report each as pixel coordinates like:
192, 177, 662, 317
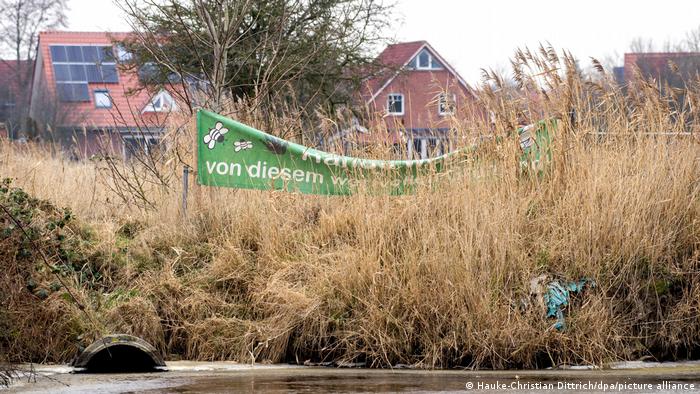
387, 93, 404, 115
142, 90, 177, 113
116, 45, 133, 63
418, 51, 430, 68
412, 49, 443, 70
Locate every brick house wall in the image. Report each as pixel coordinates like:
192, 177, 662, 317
369, 69, 470, 130
623, 52, 700, 84
359, 41, 476, 159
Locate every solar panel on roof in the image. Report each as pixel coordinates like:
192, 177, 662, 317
69, 65, 86, 81
54, 64, 70, 81
82, 46, 98, 63
66, 46, 83, 62
101, 65, 118, 83
86, 65, 101, 82
50, 46, 67, 62
57, 83, 90, 102
49, 45, 119, 102
98, 46, 115, 63
56, 84, 72, 101
72, 83, 89, 101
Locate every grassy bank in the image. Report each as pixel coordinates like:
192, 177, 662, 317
1, 48, 699, 369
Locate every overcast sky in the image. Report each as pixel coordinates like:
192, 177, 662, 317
67, 0, 700, 83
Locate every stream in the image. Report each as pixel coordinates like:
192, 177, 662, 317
5, 361, 700, 393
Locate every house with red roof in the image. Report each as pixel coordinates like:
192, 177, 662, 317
0, 59, 33, 138
28, 31, 182, 158
620, 52, 700, 85
28, 34, 475, 160
356, 41, 476, 159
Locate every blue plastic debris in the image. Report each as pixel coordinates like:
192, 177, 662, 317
543, 278, 595, 330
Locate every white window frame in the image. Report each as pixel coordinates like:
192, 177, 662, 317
94, 90, 112, 109
387, 93, 404, 116
438, 93, 456, 116
142, 90, 178, 113
415, 49, 443, 70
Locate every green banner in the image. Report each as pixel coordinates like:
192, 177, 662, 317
518, 121, 554, 174
196, 110, 556, 195
196, 110, 464, 195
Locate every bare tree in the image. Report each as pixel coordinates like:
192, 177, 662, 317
191, 0, 252, 110
682, 25, 700, 52
0, 0, 68, 137
628, 37, 656, 53
116, 0, 393, 123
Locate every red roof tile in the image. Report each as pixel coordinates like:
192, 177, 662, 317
376, 41, 426, 68
364, 41, 427, 97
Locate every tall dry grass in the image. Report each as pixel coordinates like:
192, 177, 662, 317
0, 46, 699, 368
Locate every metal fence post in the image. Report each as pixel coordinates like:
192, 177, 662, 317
182, 165, 190, 217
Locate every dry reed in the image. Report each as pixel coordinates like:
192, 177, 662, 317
0, 46, 699, 369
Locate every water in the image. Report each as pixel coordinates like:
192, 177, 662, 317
5, 361, 700, 393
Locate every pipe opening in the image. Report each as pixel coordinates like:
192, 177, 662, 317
72, 335, 167, 373
82, 344, 160, 373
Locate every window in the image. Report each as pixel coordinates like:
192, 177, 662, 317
50, 45, 119, 102
438, 93, 456, 115
418, 51, 430, 68
427, 137, 441, 156
412, 49, 444, 70
94, 90, 111, 108
116, 45, 133, 63
142, 90, 177, 113
0, 86, 14, 107
410, 137, 444, 159
412, 138, 422, 158
123, 135, 159, 159
387, 93, 404, 115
